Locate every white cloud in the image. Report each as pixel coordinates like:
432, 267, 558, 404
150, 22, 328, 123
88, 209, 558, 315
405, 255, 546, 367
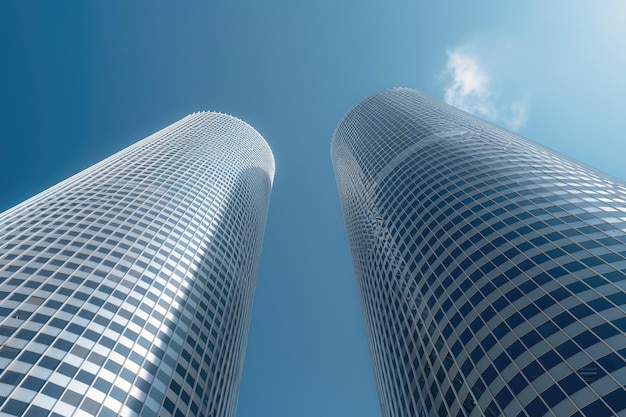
444, 50, 493, 117
443, 46, 529, 130
507, 99, 529, 131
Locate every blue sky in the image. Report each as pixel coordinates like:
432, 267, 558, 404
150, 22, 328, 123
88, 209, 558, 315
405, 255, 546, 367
1, 2, 625, 416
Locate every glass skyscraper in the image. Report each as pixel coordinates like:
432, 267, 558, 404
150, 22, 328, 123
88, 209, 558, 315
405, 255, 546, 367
0, 112, 274, 417
332, 88, 626, 417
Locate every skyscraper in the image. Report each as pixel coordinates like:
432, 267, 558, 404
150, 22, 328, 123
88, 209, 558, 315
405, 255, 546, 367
0, 112, 274, 417
332, 88, 626, 417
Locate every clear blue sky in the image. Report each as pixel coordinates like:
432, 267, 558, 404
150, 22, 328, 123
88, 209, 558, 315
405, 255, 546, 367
1, 2, 625, 416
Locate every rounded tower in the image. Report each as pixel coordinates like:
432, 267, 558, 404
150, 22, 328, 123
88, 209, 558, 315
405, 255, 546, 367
333, 88, 626, 417
0, 112, 274, 417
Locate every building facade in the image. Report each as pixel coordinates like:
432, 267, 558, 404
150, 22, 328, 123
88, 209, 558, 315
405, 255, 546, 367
0, 112, 274, 417
332, 88, 626, 417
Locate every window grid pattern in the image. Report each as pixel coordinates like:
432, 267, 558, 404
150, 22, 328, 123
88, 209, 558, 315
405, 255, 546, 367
0, 112, 274, 417
332, 88, 626, 417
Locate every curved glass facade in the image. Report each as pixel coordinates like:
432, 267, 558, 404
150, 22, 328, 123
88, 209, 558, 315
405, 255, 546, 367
332, 88, 626, 417
0, 112, 274, 417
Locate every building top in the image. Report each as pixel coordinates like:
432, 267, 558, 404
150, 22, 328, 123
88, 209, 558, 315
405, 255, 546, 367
0, 111, 275, 222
